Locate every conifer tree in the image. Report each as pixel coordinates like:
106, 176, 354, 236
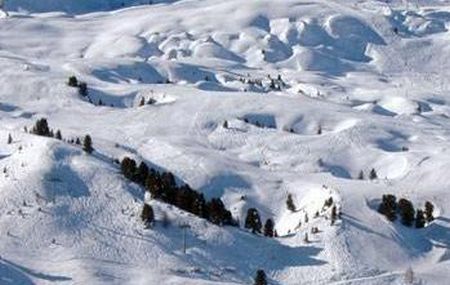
369, 168, 378, 180
358, 170, 364, 180
55, 130, 62, 140
424, 201, 434, 223
286, 193, 296, 212
254, 269, 267, 285
378, 194, 397, 221
264, 218, 274, 237
415, 209, 425, 228
68, 76, 78, 87
121, 157, 137, 180
7, 134, 12, 144
83, 135, 93, 154
31, 118, 51, 137
331, 205, 337, 225
78, 82, 88, 97
141, 203, 154, 227
398, 198, 415, 227
245, 208, 262, 234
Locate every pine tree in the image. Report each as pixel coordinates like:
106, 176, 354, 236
378, 194, 397, 221
55, 130, 62, 140
223, 120, 229, 129
136, 161, 149, 185
324, 197, 333, 208
7, 134, 12, 144
75, 137, 81, 145
31, 118, 51, 137
121, 157, 137, 180
141, 203, 154, 227
139, 97, 145, 106
415, 209, 425, 228
286, 194, 296, 212
358, 170, 364, 180
331, 205, 337, 225
264, 218, 274, 237
369, 168, 378, 180
245, 208, 262, 234
424, 201, 434, 223
398, 198, 415, 227
68, 76, 78, 87
254, 269, 267, 285
78, 82, 88, 97
83, 135, 94, 154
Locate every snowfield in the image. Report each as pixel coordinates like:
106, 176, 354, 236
1, 0, 450, 284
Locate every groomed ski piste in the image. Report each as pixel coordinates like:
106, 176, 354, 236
0, 0, 450, 284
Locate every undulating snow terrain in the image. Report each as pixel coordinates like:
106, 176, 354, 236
1, 0, 450, 284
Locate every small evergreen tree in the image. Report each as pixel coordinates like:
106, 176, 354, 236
68, 76, 78, 87
55, 130, 62, 140
139, 97, 145, 106
78, 82, 88, 97
331, 205, 337, 225
424, 201, 434, 223
264, 218, 274, 237
245, 208, 262, 234
415, 209, 425, 228
324, 197, 333, 208
378, 194, 397, 221
83, 135, 93, 154
75, 137, 81, 145
141, 203, 154, 227
286, 193, 296, 212
398, 198, 415, 227
136, 161, 149, 185
369, 168, 378, 180
358, 170, 364, 180
7, 134, 12, 144
121, 157, 137, 180
254, 269, 267, 285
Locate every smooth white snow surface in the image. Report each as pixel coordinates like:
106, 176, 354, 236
1, 0, 450, 284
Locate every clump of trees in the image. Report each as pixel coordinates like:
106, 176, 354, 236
67, 76, 88, 97
30, 118, 62, 140
120, 157, 236, 227
378, 194, 435, 228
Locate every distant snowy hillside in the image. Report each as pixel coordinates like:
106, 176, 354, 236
1, 0, 450, 284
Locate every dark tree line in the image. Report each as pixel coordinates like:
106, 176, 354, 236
378, 194, 435, 228
120, 157, 236, 226
30, 118, 93, 154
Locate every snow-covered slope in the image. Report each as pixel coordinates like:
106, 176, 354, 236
1, 0, 450, 284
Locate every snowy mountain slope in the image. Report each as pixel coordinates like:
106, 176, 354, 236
0, 0, 450, 284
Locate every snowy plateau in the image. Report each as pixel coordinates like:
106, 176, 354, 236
0, 0, 449, 284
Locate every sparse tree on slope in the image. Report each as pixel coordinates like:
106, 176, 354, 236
141, 203, 154, 228
264, 218, 274, 237
245, 208, 262, 234
286, 193, 296, 212
254, 269, 267, 285
398, 198, 415, 227
424, 201, 434, 223
83, 135, 93, 154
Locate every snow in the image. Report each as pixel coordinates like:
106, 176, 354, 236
0, 0, 450, 284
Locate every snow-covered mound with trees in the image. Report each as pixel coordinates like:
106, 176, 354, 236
1, 0, 450, 284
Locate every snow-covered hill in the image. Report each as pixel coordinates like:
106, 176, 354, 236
1, 0, 450, 284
